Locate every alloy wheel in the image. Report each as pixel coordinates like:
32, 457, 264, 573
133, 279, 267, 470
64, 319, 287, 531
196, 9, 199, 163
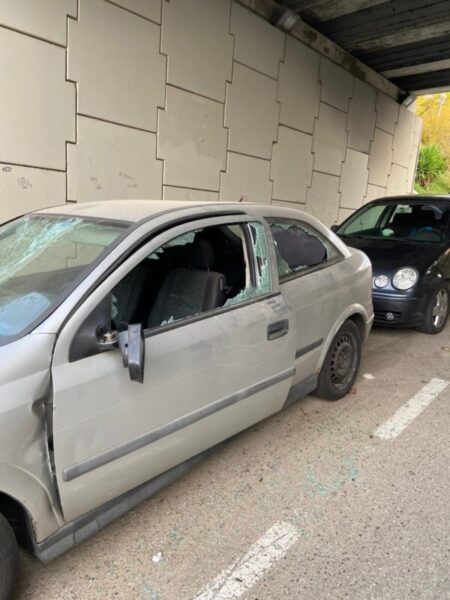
432, 289, 448, 329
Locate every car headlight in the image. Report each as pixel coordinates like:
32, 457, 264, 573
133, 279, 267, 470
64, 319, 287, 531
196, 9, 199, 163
374, 274, 389, 288
392, 267, 418, 290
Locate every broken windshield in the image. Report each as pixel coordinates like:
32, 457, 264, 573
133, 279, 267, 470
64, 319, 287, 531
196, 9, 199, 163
0, 214, 127, 344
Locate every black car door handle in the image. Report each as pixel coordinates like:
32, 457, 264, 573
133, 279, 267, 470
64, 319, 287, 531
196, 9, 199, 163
267, 319, 289, 340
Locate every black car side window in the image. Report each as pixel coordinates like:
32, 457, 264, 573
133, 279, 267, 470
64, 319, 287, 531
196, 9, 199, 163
268, 219, 340, 280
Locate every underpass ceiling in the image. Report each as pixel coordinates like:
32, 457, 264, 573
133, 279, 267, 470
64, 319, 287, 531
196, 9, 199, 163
278, 0, 450, 94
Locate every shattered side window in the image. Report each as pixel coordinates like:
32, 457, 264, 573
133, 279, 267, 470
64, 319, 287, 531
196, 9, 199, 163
224, 222, 271, 306
269, 219, 340, 280
110, 221, 272, 333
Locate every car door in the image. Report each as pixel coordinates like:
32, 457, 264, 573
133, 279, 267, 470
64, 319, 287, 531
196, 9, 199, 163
267, 217, 347, 385
51, 215, 296, 522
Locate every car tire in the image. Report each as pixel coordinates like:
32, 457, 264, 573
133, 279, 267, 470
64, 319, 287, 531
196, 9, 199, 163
316, 320, 361, 401
0, 514, 18, 600
417, 286, 449, 335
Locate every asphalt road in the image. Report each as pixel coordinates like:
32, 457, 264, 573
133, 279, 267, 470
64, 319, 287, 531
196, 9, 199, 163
16, 325, 450, 600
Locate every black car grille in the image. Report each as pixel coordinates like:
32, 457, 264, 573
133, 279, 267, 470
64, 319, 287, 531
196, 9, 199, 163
374, 310, 402, 322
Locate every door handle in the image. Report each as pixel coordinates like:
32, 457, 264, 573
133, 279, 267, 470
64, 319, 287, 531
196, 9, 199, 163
267, 319, 289, 340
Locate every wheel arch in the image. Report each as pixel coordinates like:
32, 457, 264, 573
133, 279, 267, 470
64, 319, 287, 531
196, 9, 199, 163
317, 305, 372, 373
0, 492, 32, 550
0, 465, 63, 549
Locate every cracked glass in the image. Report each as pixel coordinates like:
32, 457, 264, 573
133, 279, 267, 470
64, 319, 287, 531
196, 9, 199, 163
0, 215, 127, 343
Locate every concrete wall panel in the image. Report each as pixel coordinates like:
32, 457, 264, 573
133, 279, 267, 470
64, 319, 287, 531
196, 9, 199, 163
69, 0, 165, 131
413, 117, 423, 149
305, 172, 340, 227
0, 28, 75, 170
0, 0, 77, 45
0, 0, 421, 226
406, 149, 418, 193
393, 107, 416, 168
0, 164, 65, 222
108, 0, 161, 23
68, 117, 162, 202
158, 86, 227, 190
225, 63, 279, 160
270, 127, 313, 203
347, 79, 376, 153
313, 103, 347, 176
368, 128, 394, 187
340, 149, 369, 209
163, 187, 219, 202
376, 93, 399, 135
338, 207, 354, 224
230, 3, 284, 79
161, 0, 233, 102
320, 58, 353, 112
278, 37, 320, 134
220, 153, 272, 204
386, 164, 408, 196
366, 184, 386, 202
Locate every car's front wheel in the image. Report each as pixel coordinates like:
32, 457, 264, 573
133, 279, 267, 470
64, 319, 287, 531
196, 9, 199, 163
316, 319, 361, 401
0, 514, 18, 600
418, 286, 449, 334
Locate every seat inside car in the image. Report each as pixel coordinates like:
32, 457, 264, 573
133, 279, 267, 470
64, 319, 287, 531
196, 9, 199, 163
147, 238, 226, 328
111, 262, 148, 329
391, 211, 416, 236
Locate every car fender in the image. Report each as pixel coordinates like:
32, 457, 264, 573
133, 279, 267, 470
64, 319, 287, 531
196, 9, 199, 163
0, 333, 64, 543
316, 303, 373, 373
0, 464, 63, 543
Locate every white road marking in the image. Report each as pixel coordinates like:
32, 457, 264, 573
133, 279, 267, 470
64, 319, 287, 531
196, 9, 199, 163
192, 521, 299, 600
374, 378, 449, 440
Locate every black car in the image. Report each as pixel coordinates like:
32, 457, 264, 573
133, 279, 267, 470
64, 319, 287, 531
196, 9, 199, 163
335, 195, 450, 334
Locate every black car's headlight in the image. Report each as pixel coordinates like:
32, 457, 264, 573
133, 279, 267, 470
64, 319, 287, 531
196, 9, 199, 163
392, 267, 418, 291
374, 274, 389, 288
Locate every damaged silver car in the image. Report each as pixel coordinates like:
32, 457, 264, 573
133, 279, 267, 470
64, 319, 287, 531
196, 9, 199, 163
0, 200, 373, 598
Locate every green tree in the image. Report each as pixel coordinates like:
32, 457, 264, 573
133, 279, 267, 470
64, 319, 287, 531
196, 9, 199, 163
416, 93, 450, 161
415, 94, 450, 193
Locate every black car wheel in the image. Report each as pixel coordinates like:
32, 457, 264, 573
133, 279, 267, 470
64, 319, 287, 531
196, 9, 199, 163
316, 320, 361, 401
418, 286, 449, 334
0, 514, 18, 600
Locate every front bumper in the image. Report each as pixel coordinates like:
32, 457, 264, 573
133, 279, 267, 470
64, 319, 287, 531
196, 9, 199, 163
372, 293, 428, 328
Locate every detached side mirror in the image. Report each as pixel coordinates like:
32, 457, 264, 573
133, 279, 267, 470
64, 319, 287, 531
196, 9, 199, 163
118, 323, 145, 384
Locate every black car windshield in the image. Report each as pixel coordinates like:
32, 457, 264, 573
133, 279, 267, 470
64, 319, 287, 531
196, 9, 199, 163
0, 214, 128, 344
337, 201, 450, 243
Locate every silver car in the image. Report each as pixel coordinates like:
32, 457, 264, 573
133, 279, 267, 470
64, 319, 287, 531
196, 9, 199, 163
0, 200, 373, 598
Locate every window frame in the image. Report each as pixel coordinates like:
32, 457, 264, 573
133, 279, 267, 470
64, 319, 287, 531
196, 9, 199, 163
266, 217, 345, 284
67, 215, 278, 361
121, 218, 276, 339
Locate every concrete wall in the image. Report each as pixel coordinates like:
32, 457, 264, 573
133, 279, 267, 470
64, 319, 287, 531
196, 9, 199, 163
0, 0, 422, 226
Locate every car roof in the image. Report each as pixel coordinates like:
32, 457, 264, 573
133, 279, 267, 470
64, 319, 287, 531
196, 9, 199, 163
36, 199, 226, 223
35, 198, 315, 224
370, 195, 450, 204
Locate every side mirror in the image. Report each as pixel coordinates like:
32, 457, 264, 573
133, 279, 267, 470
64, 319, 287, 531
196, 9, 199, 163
70, 294, 114, 362
331, 224, 339, 233
118, 323, 145, 384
